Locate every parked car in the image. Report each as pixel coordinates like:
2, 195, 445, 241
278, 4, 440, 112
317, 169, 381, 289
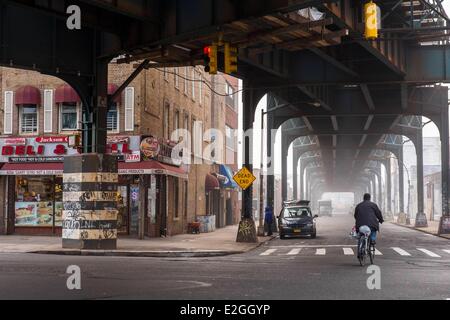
278, 200, 318, 239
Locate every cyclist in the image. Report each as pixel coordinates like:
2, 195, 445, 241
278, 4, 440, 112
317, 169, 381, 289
354, 193, 384, 247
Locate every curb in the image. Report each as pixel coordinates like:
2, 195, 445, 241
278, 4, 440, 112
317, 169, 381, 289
392, 222, 450, 240
28, 235, 279, 258
29, 249, 245, 258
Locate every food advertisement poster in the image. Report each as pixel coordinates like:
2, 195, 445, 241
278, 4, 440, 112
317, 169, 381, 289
15, 202, 54, 226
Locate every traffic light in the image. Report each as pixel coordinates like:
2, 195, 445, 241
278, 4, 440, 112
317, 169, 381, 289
224, 43, 238, 74
203, 45, 217, 75
364, 1, 378, 40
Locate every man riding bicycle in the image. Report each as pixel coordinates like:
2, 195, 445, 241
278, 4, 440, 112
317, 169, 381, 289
354, 193, 384, 246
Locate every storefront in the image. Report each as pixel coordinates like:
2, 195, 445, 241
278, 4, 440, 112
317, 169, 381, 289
0, 135, 189, 237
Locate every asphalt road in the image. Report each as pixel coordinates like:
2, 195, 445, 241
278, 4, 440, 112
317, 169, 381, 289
1, 214, 450, 300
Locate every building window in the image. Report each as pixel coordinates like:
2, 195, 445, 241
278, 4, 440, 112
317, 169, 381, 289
60, 103, 78, 131
226, 125, 235, 150
174, 178, 179, 219
174, 110, 180, 141
164, 103, 170, 140
107, 102, 119, 132
20, 105, 38, 134
184, 67, 189, 95
192, 69, 196, 100
163, 67, 169, 81
199, 75, 203, 105
174, 68, 179, 89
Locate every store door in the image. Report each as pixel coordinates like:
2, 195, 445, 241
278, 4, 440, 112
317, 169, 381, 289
117, 185, 129, 234
226, 198, 233, 226
129, 185, 140, 236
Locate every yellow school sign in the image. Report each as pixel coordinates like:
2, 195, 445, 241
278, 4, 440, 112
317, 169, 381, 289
233, 167, 256, 191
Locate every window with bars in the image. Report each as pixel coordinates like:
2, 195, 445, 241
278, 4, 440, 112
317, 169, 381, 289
107, 103, 119, 132
20, 105, 38, 134
60, 103, 78, 131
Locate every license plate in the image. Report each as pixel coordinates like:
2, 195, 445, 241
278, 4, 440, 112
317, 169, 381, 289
293, 229, 301, 233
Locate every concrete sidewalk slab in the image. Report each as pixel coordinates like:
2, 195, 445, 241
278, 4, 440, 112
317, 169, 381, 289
392, 218, 450, 240
0, 225, 276, 257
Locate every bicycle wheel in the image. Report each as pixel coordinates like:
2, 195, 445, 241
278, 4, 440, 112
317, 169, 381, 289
358, 238, 366, 266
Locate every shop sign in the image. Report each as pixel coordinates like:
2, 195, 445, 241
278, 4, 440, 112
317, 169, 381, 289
140, 137, 160, 160
107, 136, 141, 160
125, 152, 141, 163
9, 156, 64, 163
35, 136, 69, 144
5, 138, 26, 145
0, 137, 77, 163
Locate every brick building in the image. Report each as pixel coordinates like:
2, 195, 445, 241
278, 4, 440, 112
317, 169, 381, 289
0, 63, 240, 237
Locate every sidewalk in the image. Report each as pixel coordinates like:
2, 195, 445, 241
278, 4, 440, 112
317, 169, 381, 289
0, 225, 275, 257
393, 217, 450, 240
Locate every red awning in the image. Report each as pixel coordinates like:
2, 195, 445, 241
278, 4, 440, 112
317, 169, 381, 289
55, 84, 81, 103
205, 173, 220, 191
0, 163, 63, 175
119, 160, 189, 179
108, 84, 121, 103
15, 86, 41, 105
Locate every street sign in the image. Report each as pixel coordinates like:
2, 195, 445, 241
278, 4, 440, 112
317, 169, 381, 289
233, 167, 256, 191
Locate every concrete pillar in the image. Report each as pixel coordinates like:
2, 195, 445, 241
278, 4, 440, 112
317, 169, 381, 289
266, 112, 275, 210
237, 83, 258, 243
415, 128, 428, 227
300, 158, 306, 199
62, 154, 118, 249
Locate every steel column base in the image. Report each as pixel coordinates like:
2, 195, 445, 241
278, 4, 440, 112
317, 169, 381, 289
397, 212, 407, 224
62, 154, 119, 250
236, 218, 258, 243
438, 216, 450, 235
414, 212, 428, 228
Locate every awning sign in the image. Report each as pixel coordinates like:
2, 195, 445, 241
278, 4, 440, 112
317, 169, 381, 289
233, 167, 256, 191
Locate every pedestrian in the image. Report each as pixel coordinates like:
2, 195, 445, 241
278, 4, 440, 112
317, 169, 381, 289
264, 206, 274, 236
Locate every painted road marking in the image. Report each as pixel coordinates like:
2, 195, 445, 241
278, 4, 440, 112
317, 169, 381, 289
392, 247, 411, 256
374, 249, 383, 256
315, 249, 326, 255
442, 249, 450, 255
417, 248, 441, 258
287, 248, 302, 255
343, 248, 354, 255
260, 249, 277, 256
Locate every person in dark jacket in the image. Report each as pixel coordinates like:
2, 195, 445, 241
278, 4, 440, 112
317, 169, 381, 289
264, 206, 274, 236
354, 193, 384, 244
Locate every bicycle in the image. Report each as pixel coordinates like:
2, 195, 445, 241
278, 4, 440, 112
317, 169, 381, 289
355, 225, 375, 266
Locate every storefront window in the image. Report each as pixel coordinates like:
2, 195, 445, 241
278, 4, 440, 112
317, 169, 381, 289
15, 176, 62, 227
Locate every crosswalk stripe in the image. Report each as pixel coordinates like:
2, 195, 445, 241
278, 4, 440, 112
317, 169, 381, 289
442, 249, 450, 255
287, 248, 302, 255
260, 249, 277, 256
417, 248, 441, 258
374, 249, 383, 256
315, 248, 326, 255
343, 248, 354, 255
392, 247, 411, 256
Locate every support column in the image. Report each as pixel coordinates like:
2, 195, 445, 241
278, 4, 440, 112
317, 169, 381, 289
415, 128, 428, 227
438, 105, 450, 234
281, 132, 289, 201
300, 158, 306, 199
398, 146, 405, 214
62, 59, 118, 250
237, 83, 258, 243
384, 159, 393, 220
292, 150, 298, 199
